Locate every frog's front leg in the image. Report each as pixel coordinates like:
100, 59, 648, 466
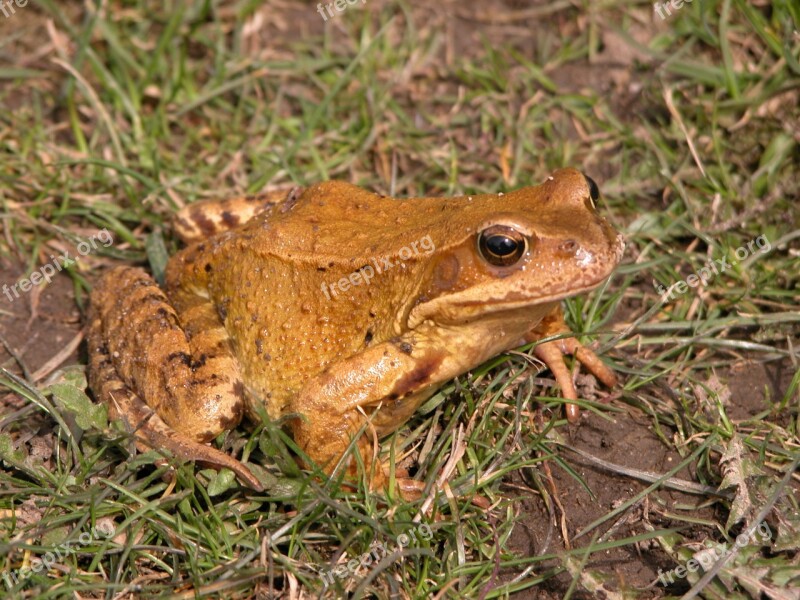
87, 266, 262, 490
287, 335, 448, 493
526, 304, 617, 422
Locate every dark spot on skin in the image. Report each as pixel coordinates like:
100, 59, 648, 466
364, 330, 374, 346
387, 393, 399, 401
138, 292, 166, 304
369, 311, 376, 318
201, 338, 228, 358
390, 337, 413, 355
191, 210, 217, 237
317, 266, 327, 272
204, 263, 212, 272
390, 354, 444, 398
191, 375, 221, 387
217, 404, 243, 431
263, 353, 272, 362
256, 339, 264, 355
221, 210, 240, 228
232, 381, 245, 399
191, 354, 208, 370
353, 264, 374, 277
167, 351, 192, 367
217, 297, 231, 322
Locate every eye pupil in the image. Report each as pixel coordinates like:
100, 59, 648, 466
478, 226, 527, 266
487, 235, 518, 256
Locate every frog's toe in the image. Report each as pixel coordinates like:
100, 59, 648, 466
393, 477, 426, 502
532, 336, 617, 422
566, 337, 617, 388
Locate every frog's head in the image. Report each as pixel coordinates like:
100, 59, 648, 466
408, 168, 624, 327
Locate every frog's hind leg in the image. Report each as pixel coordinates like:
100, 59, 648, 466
87, 266, 262, 490
89, 343, 262, 489
173, 187, 303, 244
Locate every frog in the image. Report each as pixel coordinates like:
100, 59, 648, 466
86, 168, 624, 493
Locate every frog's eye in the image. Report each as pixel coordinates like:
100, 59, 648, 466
583, 173, 600, 209
477, 225, 527, 267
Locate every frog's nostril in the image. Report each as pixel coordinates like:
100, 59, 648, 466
560, 240, 578, 253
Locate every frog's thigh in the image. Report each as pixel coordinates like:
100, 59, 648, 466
288, 338, 446, 479
173, 187, 302, 244
88, 266, 245, 441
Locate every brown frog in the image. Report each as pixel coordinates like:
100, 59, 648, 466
87, 168, 624, 493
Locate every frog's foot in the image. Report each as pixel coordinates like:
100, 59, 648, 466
87, 266, 257, 488
526, 306, 617, 422
173, 187, 303, 244
374, 465, 427, 501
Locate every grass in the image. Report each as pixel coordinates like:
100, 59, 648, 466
1, 0, 798, 598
